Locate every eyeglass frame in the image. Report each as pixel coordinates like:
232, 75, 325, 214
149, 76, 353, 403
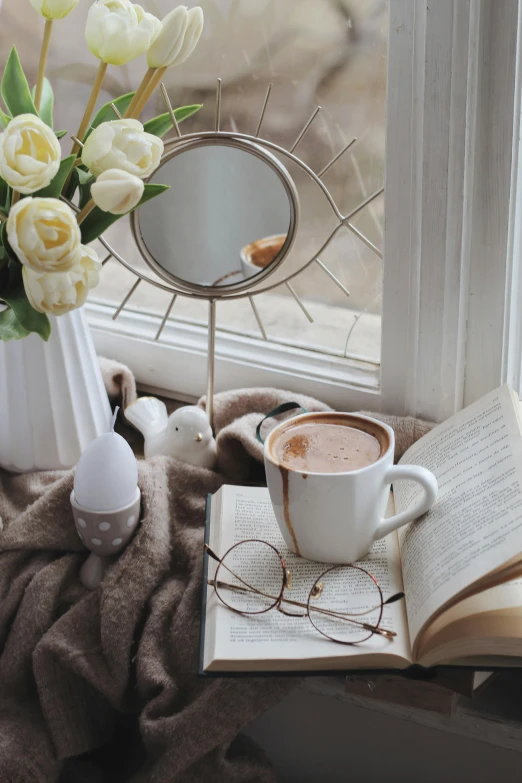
205, 539, 404, 645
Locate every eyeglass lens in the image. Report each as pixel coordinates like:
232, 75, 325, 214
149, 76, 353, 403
308, 565, 383, 644
215, 540, 284, 614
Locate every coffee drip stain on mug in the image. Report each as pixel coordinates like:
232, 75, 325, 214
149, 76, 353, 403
279, 464, 301, 556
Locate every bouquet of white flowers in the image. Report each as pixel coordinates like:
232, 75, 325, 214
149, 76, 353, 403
0, 0, 203, 341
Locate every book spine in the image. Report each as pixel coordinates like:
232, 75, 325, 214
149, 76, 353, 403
198, 493, 213, 677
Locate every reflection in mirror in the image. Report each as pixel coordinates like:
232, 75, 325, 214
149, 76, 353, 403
138, 144, 292, 288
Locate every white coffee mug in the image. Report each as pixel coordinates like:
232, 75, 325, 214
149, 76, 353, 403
264, 412, 438, 563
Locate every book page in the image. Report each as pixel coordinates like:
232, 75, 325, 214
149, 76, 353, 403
418, 577, 522, 667
395, 385, 522, 650
423, 578, 522, 644
205, 486, 412, 667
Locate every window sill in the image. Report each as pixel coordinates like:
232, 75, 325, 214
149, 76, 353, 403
86, 300, 381, 411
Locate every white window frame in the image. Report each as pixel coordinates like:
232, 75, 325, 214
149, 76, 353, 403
87, 0, 522, 420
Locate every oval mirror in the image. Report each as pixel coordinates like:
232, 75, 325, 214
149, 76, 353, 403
133, 137, 299, 296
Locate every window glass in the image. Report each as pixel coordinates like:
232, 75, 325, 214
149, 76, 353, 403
0, 0, 386, 363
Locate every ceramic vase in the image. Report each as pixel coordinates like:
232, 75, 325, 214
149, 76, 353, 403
0, 307, 112, 472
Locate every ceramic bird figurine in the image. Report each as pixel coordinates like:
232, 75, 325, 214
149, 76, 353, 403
125, 397, 217, 469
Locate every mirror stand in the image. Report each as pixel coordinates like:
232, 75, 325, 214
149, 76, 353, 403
207, 300, 216, 429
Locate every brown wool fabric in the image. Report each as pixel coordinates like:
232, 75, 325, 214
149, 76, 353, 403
0, 360, 434, 782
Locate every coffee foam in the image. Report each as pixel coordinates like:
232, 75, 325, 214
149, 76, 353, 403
269, 414, 388, 474
244, 235, 286, 269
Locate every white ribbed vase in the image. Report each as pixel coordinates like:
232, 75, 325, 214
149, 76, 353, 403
0, 307, 112, 472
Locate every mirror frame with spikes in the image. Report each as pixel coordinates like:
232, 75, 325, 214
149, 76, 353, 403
98, 79, 384, 431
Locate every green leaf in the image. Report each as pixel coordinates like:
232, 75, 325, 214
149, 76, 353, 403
143, 104, 203, 138
0, 305, 30, 341
83, 92, 136, 143
80, 183, 170, 245
139, 183, 171, 206
0, 244, 8, 275
77, 168, 94, 204
76, 167, 93, 185
55, 130, 67, 139
1, 220, 14, 260
79, 180, 94, 210
67, 167, 94, 210
0, 177, 8, 211
64, 162, 90, 203
32, 77, 54, 128
1, 48, 38, 118
0, 107, 11, 129
77, 168, 94, 210
35, 155, 76, 198
2, 260, 50, 341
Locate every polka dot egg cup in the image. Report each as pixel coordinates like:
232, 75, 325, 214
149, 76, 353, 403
71, 488, 141, 589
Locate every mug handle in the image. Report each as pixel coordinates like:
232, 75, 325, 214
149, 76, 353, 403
373, 465, 438, 541
256, 402, 309, 444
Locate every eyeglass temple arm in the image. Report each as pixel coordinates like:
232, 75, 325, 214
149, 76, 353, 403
205, 544, 221, 563
385, 592, 405, 606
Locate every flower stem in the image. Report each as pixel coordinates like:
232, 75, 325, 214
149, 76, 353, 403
129, 67, 167, 119
64, 61, 108, 195
76, 199, 96, 225
124, 67, 156, 118
0, 209, 7, 222
35, 19, 53, 113
11, 190, 20, 206
71, 61, 108, 157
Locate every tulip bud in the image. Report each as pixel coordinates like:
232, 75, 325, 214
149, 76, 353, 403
29, 0, 79, 20
147, 6, 203, 70
82, 119, 164, 179
91, 169, 145, 215
86, 0, 161, 67
169, 7, 204, 68
146, 6, 189, 69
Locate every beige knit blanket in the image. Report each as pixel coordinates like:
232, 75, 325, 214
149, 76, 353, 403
0, 359, 433, 782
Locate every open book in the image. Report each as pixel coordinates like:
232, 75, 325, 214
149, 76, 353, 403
200, 385, 522, 674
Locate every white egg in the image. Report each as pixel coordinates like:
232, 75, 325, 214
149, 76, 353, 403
74, 432, 138, 512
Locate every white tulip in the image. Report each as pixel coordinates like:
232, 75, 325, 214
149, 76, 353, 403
23, 245, 102, 316
29, 0, 79, 19
0, 114, 61, 195
91, 169, 144, 214
167, 6, 204, 68
85, 0, 161, 66
146, 6, 189, 69
81, 119, 164, 179
7, 197, 81, 274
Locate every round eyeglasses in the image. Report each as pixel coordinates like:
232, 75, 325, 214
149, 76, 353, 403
205, 539, 404, 645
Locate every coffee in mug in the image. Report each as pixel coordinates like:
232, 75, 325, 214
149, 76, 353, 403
272, 420, 383, 473
264, 412, 438, 563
